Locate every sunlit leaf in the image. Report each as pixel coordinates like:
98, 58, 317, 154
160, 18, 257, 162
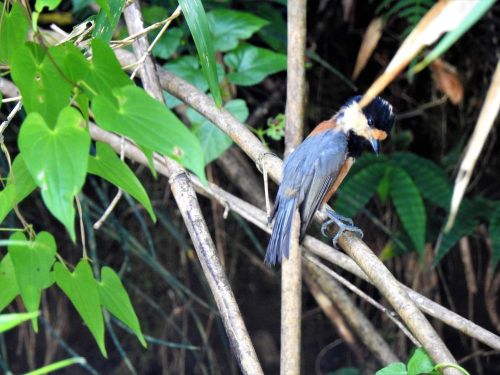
375, 362, 407, 375
0, 255, 19, 312
55, 260, 107, 357
98, 267, 146, 347
407, 348, 434, 375
18, 108, 90, 240
0, 2, 30, 64
7, 232, 56, 331
93, 0, 125, 42
92, 85, 206, 182
0, 312, 40, 333
88, 142, 156, 221
178, 0, 222, 106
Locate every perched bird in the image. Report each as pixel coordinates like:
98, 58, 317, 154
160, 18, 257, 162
265, 96, 394, 265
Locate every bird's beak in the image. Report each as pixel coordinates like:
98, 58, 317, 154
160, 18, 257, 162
370, 139, 381, 154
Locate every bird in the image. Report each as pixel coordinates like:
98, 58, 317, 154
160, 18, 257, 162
265, 95, 395, 266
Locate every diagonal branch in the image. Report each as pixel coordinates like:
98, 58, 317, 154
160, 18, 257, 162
122, 4, 263, 374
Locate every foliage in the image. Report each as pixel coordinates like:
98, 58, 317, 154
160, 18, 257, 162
376, 348, 470, 375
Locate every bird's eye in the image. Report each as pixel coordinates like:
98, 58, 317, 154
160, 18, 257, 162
367, 118, 374, 127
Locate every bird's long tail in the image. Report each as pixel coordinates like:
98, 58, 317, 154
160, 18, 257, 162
265, 197, 298, 265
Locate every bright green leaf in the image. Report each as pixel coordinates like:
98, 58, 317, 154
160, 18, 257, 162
376, 362, 407, 375
24, 357, 86, 375
0, 2, 30, 64
0, 312, 40, 333
55, 260, 107, 357
18, 107, 90, 240
224, 43, 287, 86
88, 142, 156, 221
35, 0, 61, 12
335, 163, 387, 218
7, 232, 56, 331
164, 55, 224, 92
153, 27, 183, 59
93, 0, 125, 42
0, 254, 19, 312
491, 206, 500, 270
207, 9, 268, 52
0, 154, 37, 223
178, 0, 222, 106
92, 85, 206, 182
389, 167, 426, 254
98, 267, 146, 347
407, 348, 434, 375
11, 44, 72, 127
189, 99, 248, 164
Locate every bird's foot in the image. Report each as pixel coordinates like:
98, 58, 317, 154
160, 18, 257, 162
321, 209, 363, 248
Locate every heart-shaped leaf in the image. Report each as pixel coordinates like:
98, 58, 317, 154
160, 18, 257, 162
0, 254, 20, 312
407, 348, 434, 375
92, 85, 206, 182
7, 232, 56, 331
11, 45, 72, 127
88, 142, 156, 221
55, 260, 106, 357
224, 43, 287, 86
0, 155, 37, 223
207, 9, 268, 52
18, 107, 90, 240
98, 267, 146, 347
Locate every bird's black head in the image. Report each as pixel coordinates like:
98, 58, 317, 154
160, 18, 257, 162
340, 95, 395, 158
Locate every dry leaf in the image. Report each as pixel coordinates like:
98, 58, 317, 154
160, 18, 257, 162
430, 58, 463, 104
444, 61, 500, 231
352, 17, 385, 80
360, 0, 480, 108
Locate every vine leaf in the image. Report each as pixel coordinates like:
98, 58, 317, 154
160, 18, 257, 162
92, 85, 206, 183
18, 107, 90, 240
55, 260, 107, 357
97, 267, 146, 347
88, 142, 156, 221
7, 232, 56, 331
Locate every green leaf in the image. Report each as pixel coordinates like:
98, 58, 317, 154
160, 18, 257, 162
178, 0, 222, 106
407, 348, 434, 375
391, 152, 451, 209
88, 142, 156, 221
55, 260, 106, 357
18, 107, 91, 240
0, 154, 37, 223
164, 55, 224, 92
8, 232, 56, 331
97, 267, 146, 347
11, 44, 72, 127
93, 0, 125, 42
92, 85, 206, 182
252, 3, 287, 53
35, 0, 62, 12
24, 357, 86, 375
0, 254, 19, 312
153, 27, 183, 59
0, 2, 30, 64
334, 163, 387, 218
142, 5, 169, 24
224, 43, 287, 86
491, 206, 500, 270
434, 201, 478, 265
0, 312, 40, 333
188, 99, 249, 164
389, 167, 426, 254
207, 9, 268, 52
65, 39, 132, 99
376, 362, 407, 375
331, 368, 362, 375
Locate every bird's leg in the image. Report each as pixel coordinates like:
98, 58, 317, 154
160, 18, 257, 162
321, 208, 363, 248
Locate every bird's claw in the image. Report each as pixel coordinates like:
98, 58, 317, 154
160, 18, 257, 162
321, 209, 363, 249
